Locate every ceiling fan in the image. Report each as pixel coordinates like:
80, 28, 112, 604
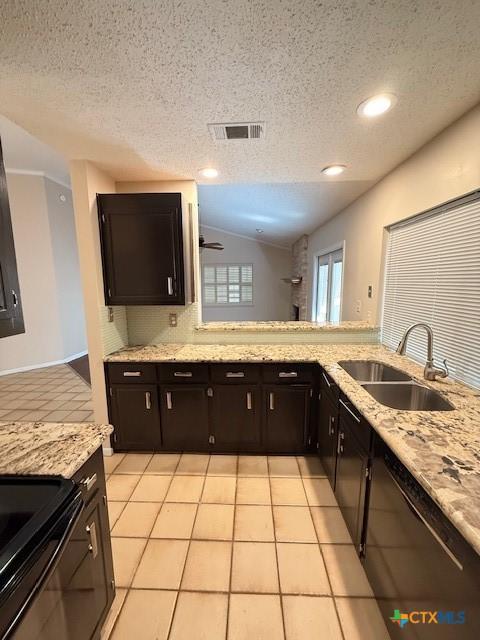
199, 235, 224, 250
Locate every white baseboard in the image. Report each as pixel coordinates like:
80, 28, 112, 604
0, 350, 88, 377
102, 446, 114, 456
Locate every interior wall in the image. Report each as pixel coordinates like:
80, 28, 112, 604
0, 173, 86, 374
307, 104, 480, 324
200, 227, 291, 322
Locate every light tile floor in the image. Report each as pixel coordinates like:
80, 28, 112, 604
102, 453, 391, 640
0, 364, 93, 422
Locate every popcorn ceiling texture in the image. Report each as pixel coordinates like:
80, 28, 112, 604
291, 235, 309, 320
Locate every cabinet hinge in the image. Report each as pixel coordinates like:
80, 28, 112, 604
207, 388, 214, 397
113, 432, 117, 443
110, 579, 115, 590
316, 441, 320, 449
109, 386, 113, 397
358, 542, 365, 556
101, 213, 106, 223
366, 464, 372, 481
309, 388, 313, 398
307, 436, 312, 445
107, 287, 112, 298
208, 435, 215, 444
318, 391, 321, 401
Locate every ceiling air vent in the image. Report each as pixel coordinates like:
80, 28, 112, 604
208, 122, 266, 141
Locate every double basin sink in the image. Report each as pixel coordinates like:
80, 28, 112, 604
338, 360, 454, 411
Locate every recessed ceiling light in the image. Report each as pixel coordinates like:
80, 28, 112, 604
256, 228, 264, 233
357, 93, 397, 118
199, 167, 218, 178
321, 164, 346, 176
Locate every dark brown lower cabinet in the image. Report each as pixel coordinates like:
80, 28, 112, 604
264, 385, 311, 453
159, 385, 210, 451
335, 400, 371, 553
318, 393, 339, 489
110, 384, 161, 451
211, 385, 261, 452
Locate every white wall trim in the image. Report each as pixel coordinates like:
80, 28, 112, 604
0, 350, 88, 377
310, 241, 346, 322
201, 224, 291, 251
6, 168, 71, 191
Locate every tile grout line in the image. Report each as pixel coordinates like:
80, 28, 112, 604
165, 455, 209, 640
225, 455, 239, 640
300, 472, 347, 640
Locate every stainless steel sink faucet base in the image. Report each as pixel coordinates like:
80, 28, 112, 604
396, 323, 449, 381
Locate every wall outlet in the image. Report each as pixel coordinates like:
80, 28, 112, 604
169, 313, 177, 327
368, 285, 373, 299
355, 300, 362, 314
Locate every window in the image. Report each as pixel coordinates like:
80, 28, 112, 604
313, 248, 343, 323
382, 192, 480, 388
202, 263, 253, 305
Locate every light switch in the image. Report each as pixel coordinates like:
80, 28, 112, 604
355, 300, 362, 314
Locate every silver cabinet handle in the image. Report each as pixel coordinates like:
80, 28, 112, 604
226, 372, 245, 378
337, 431, 345, 455
246, 391, 252, 410
166, 391, 172, 410
167, 277, 174, 295
269, 392, 275, 410
12, 290, 18, 307
86, 521, 98, 559
339, 398, 361, 423
322, 371, 334, 388
81, 473, 97, 492
174, 371, 193, 377
279, 371, 298, 378
123, 371, 141, 377
145, 392, 152, 410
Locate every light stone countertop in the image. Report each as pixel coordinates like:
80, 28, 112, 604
195, 320, 378, 332
0, 422, 113, 478
106, 342, 480, 555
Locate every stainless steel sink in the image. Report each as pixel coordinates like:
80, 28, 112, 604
338, 360, 412, 382
361, 382, 454, 411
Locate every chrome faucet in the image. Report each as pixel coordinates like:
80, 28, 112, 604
396, 323, 449, 381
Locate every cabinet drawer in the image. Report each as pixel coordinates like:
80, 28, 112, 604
262, 363, 314, 384
158, 363, 209, 384
339, 395, 372, 453
210, 364, 260, 384
320, 369, 340, 402
108, 363, 157, 384
73, 447, 105, 507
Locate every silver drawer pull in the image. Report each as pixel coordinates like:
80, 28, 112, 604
167, 277, 174, 295
322, 371, 333, 388
226, 372, 245, 378
279, 371, 298, 378
145, 392, 152, 410
174, 372, 193, 377
269, 392, 275, 411
123, 371, 141, 377
339, 398, 361, 423
81, 473, 97, 492
246, 391, 252, 410
86, 522, 98, 559
166, 391, 173, 410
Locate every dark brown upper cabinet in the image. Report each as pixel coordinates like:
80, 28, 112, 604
0, 138, 25, 339
97, 193, 185, 305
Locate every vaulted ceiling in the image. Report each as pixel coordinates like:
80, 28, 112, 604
1, 0, 480, 242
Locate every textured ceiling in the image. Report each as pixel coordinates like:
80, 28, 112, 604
198, 181, 376, 246
0, 115, 69, 185
1, 0, 480, 238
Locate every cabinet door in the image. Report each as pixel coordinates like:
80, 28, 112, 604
335, 420, 368, 550
160, 385, 210, 452
211, 385, 261, 452
318, 394, 338, 489
0, 138, 24, 338
98, 193, 185, 305
264, 385, 310, 453
110, 384, 161, 450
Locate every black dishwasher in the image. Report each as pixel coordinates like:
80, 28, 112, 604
364, 437, 480, 639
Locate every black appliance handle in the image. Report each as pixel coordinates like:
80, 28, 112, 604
384, 464, 464, 571
3, 492, 84, 640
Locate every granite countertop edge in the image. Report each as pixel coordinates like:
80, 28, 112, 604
104, 342, 480, 555
0, 422, 113, 479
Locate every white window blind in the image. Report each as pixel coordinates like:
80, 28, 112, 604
203, 264, 253, 305
382, 193, 480, 389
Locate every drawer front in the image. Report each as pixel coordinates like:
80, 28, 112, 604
320, 369, 340, 402
158, 363, 209, 384
108, 363, 157, 384
73, 447, 105, 507
262, 363, 314, 384
339, 395, 371, 453
210, 364, 260, 384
